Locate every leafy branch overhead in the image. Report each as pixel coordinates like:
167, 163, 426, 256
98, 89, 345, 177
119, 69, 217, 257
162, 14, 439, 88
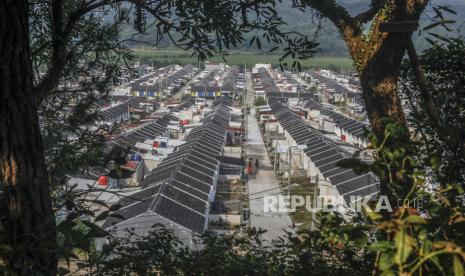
291, 0, 430, 70
32, 0, 319, 101
423, 4, 458, 44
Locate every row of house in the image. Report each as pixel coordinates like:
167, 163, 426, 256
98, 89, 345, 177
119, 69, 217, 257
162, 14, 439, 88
189, 66, 243, 98
305, 100, 369, 147
276, 70, 369, 147
254, 67, 369, 148
97, 66, 199, 126
267, 100, 379, 216
99, 96, 154, 125
253, 68, 315, 102
220, 66, 241, 96
130, 65, 198, 97
65, 61, 247, 244
67, 96, 199, 188
305, 70, 364, 107
102, 100, 233, 246
253, 67, 280, 99
102, 112, 179, 156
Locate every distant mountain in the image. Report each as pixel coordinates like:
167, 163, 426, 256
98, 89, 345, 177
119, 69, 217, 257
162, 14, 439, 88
121, 0, 465, 56
273, 0, 465, 55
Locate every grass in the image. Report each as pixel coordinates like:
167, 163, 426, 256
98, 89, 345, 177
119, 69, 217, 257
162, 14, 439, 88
132, 48, 354, 70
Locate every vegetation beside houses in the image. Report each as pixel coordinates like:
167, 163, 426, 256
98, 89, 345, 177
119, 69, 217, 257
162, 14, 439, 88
254, 96, 267, 106
285, 177, 319, 230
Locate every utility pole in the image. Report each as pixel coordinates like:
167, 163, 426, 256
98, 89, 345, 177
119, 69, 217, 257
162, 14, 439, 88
273, 131, 278, 173
128, 93, 131, 124
311, 175, 319, 231
233, 84, 236, 100
287, 147, 292, 198
243, 63, 248, 152
163, 78, 166, 105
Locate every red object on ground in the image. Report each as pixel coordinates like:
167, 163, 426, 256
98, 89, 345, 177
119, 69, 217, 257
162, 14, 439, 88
98, 176, 108, 186
122, 161, 138, 170
153, 141, 159, 148
341, 135, 346, 141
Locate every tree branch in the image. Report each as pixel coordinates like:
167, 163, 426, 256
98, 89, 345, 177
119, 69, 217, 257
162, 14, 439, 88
354, 0, 386, 24
34, 0, 125, 100
407, 0, 430, 16
301, 0, 366, 63
405, 38, 440, 126
301, 0, 357, 31
34, 0, 67, 101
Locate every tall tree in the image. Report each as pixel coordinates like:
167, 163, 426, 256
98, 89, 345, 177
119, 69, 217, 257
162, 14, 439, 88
0, 1, 57, 274
295, 0, 432, 200
299, 0, 429, 136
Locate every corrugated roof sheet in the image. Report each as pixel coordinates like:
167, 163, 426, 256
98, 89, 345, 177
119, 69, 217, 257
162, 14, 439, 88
103, 101, 231, 234
269, 100, 378, 205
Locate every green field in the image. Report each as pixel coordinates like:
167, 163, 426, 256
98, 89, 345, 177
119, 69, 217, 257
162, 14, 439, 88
132, 48, 354, 70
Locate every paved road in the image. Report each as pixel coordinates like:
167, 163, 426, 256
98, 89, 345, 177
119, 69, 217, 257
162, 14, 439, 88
245, 73, 293, 243
172, 71, 200, 100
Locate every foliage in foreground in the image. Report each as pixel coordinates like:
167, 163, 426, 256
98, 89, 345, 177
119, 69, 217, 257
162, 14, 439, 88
70, 222, 371, 276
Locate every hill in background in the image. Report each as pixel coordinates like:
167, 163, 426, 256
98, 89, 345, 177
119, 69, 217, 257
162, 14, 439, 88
120, 1, 465, 59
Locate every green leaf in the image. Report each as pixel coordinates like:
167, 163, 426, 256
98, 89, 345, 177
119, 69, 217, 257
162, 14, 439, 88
369, 241, 394, 252
367, 211, 382, 221
424, 22, 442, 31
395, 230, 412, 264
379, 252, 394, 271
249, 36, 255, 47
429, 33, 451, 43
454, 255, 464, 276
380, 269, 396, 276
269, 46, 279, 52
440, 6, 457, 15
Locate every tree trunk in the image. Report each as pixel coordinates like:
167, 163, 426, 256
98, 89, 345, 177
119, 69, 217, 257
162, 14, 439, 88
305, 0, 429, 207
0, 1, 57, 274
358, 32, 414, 201
359, 33, 410, 137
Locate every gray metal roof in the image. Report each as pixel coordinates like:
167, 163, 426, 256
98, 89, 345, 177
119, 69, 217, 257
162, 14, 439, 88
102, 113, 178, 155
269, 100, 379, 204
103, 101, 231, 234
257, 68, 280, 93
306, 100, 368, 139
131, 65, 196, 92
100, 97, 150, 120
